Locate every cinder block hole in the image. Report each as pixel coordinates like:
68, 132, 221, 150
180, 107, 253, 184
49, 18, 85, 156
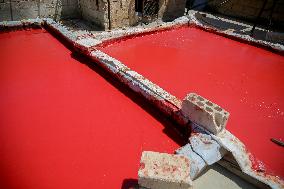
214, 112, 223, 128
214, 106, 222, 112
206, 101, 213, 106
197, 101, 204, 107
205, 106, 213, 112
197, 96, 204, 101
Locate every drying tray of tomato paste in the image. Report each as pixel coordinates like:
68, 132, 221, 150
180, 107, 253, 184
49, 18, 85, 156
0, 14, 283, 189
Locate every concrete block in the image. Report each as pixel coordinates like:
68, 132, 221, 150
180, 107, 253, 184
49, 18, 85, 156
176, 143, 206, 179
181, 93, 230, 135
138, 151, 192, 189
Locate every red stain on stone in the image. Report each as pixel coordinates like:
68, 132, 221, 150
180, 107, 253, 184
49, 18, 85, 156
140, 163, 145, 170
100, 26, 284, 178
172, 166, 177, 172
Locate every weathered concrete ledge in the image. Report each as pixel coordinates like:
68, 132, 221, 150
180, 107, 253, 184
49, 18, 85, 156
0, 18, 43, 31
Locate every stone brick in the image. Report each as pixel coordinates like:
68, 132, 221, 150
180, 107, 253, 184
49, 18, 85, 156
181, 93, 229, 135
138, 151, 192, 189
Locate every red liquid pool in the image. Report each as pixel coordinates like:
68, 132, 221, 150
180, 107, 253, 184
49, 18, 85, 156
100, 26, 284, 178
0, 29, 180, 189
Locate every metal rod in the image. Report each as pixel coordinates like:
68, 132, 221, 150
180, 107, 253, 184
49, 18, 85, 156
271, 138, 284, 147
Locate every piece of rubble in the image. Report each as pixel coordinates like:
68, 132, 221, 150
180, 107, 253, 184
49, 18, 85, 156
190, 132, 227, 165
176, 143, 206, 179
138, 151, 192, 189
181, 93, 230, 135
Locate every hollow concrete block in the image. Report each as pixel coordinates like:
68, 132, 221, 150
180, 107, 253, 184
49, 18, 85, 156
181, 93, 230, 135
138, 151, 192, 189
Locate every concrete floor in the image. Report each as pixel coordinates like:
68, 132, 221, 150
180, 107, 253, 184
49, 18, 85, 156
194, 164, 257, 189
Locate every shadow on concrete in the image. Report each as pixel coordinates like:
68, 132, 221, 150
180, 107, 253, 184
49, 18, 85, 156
193, 163, 257, 189
121, 178, 139, 189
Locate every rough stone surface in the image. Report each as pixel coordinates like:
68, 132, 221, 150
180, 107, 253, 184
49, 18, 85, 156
0, 0, 79, 22
138, 151, 192, 189
181, 93, 230, 135
159, 0, 186, 21
190, 132, 227, 165
78, 0, 186, 30
176, 143, 206, 180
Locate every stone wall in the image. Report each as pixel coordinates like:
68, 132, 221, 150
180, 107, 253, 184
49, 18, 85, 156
0, 0, 186, 29
159, 0, 186, 21
79, 0, 186, 30
109, 0, 137, 28
207, 0, 284, 27
0, 0, 79, 21
80, 0, 108, 29
79, 0, 137, 30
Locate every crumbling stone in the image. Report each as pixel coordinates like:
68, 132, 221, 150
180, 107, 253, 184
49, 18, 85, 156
138, 151, 192, 189
181, 93, 230, 135
176, 143, 206, 179
190, 132, 227, 165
